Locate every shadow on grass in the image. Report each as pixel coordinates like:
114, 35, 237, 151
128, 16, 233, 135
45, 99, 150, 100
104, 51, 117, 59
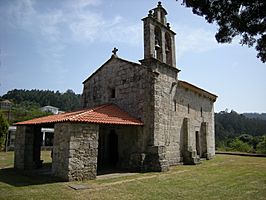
97, 165, 140, 176
0, 163, 64, 187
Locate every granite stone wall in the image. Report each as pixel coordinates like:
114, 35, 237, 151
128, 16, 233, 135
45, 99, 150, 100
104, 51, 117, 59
174, 85, 215, 160
52, 123, 99, 181
140, 58, 215, 166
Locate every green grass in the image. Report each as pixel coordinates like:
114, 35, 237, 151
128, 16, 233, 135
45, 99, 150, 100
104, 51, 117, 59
0, 152, 265, 200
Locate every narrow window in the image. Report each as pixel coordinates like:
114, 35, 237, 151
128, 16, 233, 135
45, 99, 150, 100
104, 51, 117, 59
93, 86, 97, 100
174, 100, 177, 112
111, 88, 116, 98
201, 107, 203, 117
188, 104, 190, 114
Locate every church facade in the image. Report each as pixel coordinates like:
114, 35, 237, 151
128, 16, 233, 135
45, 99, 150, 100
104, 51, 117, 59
14, 2, 217, 181
82, 2, 217, 170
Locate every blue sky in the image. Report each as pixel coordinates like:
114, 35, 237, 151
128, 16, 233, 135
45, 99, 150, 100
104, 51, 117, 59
0, 0, 265, 113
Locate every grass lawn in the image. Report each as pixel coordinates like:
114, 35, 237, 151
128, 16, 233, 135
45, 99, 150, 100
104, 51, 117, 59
0, 151, 265, 200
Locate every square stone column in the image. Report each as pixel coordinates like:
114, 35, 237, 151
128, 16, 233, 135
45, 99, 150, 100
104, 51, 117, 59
52, 123, 99, 181
183, 118, 200, 165
15, 125, 41, 170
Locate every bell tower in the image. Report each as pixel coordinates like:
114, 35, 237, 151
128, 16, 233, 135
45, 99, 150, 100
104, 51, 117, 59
142, 2, 176, 68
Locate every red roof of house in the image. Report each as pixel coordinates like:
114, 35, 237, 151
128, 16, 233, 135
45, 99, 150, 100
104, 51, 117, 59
16, 104, 144, 126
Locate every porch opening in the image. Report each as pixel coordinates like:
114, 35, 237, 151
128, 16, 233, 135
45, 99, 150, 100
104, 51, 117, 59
97, 129, 119, 174
34, 126, 54, 175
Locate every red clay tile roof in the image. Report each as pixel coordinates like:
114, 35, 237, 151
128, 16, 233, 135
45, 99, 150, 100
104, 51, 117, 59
16, 104, 144, 126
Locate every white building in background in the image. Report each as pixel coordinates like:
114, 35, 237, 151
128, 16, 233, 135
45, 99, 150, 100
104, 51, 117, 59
41, 106, 59, 114
41, 128, 54, 147
0, 99, 12, 110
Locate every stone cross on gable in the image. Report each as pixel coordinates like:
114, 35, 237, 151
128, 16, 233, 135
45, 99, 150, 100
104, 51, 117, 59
112, 47, 118, 55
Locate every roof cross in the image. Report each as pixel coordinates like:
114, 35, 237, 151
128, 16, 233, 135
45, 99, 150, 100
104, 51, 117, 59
112, 47, 118, 55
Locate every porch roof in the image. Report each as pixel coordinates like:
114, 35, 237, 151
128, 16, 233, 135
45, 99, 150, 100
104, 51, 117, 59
16, 104, 144, 126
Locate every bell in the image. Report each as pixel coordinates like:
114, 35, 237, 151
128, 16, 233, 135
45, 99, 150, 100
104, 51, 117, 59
155, 43, 161, 50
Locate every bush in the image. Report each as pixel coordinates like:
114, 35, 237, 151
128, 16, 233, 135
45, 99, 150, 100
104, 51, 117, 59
239, 134, 253, 143
256, 136, 266, 154
228, 139, 253, 153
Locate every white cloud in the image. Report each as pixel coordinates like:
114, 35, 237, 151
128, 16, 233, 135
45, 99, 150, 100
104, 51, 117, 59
67, 2, 141, 46
0, 0, 142, 89
37, 10, 65, 42
174, 24, 221, 59
3, 0, 35, 28
72, 0, 102, 9
101, 20, 141, 46
3, 0, 141, 47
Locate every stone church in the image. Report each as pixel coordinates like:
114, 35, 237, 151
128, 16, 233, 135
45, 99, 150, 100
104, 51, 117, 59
15, 2, 217, 181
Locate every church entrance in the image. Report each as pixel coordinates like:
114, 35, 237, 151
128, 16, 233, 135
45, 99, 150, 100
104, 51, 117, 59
97, 129, 119, 174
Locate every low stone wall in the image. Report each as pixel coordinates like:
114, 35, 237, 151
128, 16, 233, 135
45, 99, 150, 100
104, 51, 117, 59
216, 151, 266, 157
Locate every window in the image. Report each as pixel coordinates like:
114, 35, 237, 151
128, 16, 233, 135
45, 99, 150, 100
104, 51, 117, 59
201, 107, 203, 117
92, 86, 97, 100
188, 104, 190, 114
174, 100, 177, 112
111, 88, 116, 98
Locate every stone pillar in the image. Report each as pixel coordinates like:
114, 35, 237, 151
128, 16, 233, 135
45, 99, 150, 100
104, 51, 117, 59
201, 122, 213, 160
183, 118, 200, 165
14, 126, 35, 169
143, 18, 155, 59
52, 123, 99, 181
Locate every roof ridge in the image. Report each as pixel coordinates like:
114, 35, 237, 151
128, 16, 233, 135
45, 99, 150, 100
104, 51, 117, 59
66, 104, 112, 121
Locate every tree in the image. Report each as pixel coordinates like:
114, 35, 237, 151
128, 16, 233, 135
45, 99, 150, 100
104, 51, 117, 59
239, 134, 253, 143
1, 89, 81, 111
179, 0, 266, 63
0, 112, 9, 150
229, 138, 253, 152
256, 135, 266, 154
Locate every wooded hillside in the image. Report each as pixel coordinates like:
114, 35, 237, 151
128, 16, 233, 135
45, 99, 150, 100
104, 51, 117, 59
215, 110, 266, 153
1, 89, 81, 112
